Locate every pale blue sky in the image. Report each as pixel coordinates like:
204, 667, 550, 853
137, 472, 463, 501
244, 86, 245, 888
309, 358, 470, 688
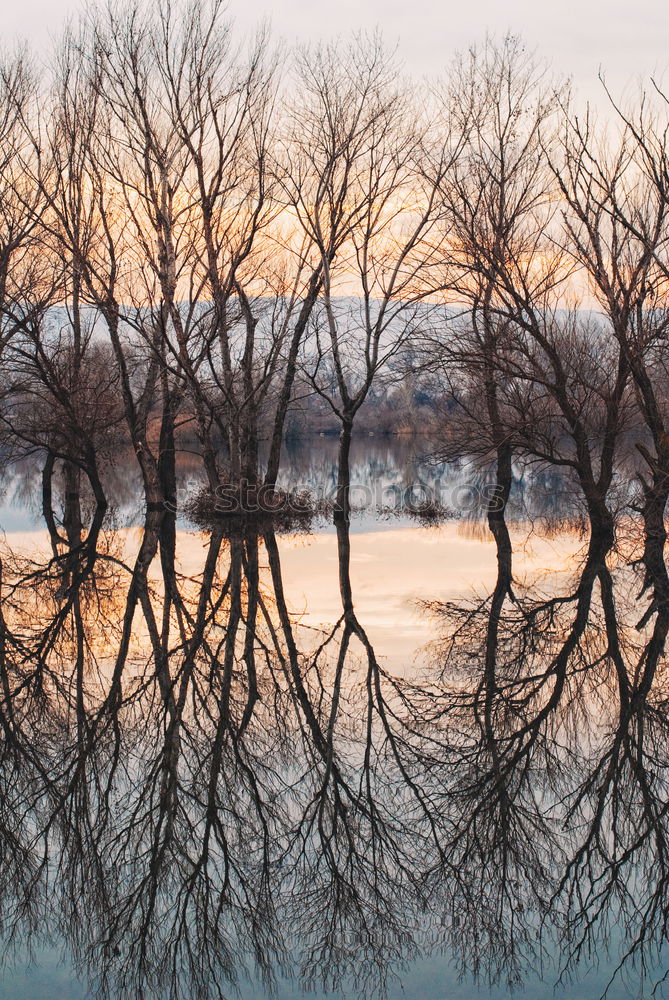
2, 0, 667, 106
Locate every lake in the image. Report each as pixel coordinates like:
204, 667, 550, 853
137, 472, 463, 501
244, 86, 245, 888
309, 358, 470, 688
0, 435, 666, 1000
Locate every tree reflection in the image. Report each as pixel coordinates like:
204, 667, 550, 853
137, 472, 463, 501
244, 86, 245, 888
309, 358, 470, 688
1, 471, 669, 998
419, 488, 669, 992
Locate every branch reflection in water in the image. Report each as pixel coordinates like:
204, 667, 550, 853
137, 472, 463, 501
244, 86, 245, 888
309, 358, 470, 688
0, 447, 668, 1000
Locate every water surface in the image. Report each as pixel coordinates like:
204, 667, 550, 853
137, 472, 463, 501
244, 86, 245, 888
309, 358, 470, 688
0, 437, 665, 999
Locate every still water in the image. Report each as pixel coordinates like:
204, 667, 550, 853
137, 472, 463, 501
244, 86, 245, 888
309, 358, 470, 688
0, 436, 666, 999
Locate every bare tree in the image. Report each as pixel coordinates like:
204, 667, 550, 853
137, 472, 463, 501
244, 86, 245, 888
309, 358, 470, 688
281, 36, 447, 520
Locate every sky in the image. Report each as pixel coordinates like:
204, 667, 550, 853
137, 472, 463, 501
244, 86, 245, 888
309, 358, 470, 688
1, 0, 668, 107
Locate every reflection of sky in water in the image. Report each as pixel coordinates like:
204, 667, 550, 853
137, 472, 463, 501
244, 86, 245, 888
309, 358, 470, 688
0, 942, 653, 998
0, 522, 581, 672
275, 525, 580, 670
